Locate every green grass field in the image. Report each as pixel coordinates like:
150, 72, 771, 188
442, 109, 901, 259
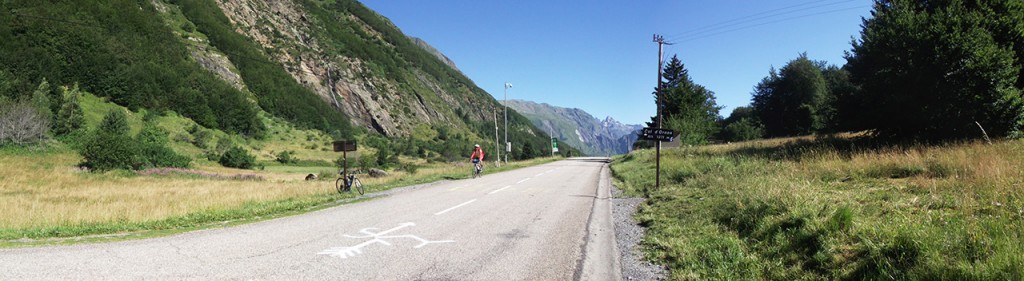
612, 135, 1024, 280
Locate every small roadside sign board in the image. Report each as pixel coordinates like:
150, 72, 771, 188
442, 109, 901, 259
333, 140, 357, 152
641, 127, 675, 141
551, 138, 559, 153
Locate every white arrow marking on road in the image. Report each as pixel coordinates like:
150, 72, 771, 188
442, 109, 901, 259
319, 222, 454, 259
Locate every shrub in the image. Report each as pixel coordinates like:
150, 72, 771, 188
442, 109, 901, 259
136, 125, 189, 168
399, 162, 419, 174
180, 21, 195, 33
80, 132, 142, 171
80, 124, 190, 172
275, 150, 296, 164
219, 146, 255, 169
136, 124, 168, 145
138, 143, 190, 169
214, 137, 233, 155
192, 128, 212, 149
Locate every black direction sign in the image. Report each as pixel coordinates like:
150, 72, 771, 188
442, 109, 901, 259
642, 127, 675, 137
641, 127, 675, 141
333, 140, 357, 152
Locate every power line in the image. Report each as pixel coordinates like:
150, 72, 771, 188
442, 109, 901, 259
670, 5, 870, 43
666, 0, 859, 40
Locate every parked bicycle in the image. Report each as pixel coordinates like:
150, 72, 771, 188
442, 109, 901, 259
336, 173, 364, 195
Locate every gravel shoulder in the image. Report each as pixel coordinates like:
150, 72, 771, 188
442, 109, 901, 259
612, 185, 668, 280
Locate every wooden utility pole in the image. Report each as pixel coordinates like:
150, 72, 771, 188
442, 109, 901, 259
653, 34, 671, 191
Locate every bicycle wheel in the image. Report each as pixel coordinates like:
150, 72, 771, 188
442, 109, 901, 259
352, 178, 364, 195
335, 178, 345, 193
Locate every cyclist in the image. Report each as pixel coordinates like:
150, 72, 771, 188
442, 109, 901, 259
470, 144, 485, 176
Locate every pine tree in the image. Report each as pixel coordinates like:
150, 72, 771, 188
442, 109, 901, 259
98, 109, 131, 136
54, 84, 85, 136
30, 79, 53, 124
647, 55, 721, 144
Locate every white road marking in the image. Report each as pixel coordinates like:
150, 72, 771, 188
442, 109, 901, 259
488, 185, 513, 194
434, 199, 477, 216
448, 184, 470, 191
318, 222, 454, 259
535, 172, 545, 177
517, 178, 531, 184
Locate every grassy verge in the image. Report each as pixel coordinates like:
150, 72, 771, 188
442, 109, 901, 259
611, 135, 1024, 280
0, 144, 557, 246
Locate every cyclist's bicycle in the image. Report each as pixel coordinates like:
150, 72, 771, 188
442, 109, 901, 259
336, 174, 364, 195
471, 159, 483, 178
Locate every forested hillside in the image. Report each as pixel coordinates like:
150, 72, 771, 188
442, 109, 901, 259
0, 0, 573, 168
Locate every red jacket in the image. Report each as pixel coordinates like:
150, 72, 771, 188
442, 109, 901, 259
471, 147, 485, 161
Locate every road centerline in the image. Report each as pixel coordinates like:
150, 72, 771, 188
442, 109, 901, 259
488, 185, 513, 195
434, 199, 478, 216
517, 178, 531, 184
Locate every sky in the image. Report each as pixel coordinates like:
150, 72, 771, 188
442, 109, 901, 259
360, 0, 874, 126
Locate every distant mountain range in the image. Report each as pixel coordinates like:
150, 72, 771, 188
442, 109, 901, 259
504, 100, 641, 156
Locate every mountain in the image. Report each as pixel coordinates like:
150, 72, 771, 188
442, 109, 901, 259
504, 100, 641, 156
0, 0, 577, 160
408, 36, 461, 73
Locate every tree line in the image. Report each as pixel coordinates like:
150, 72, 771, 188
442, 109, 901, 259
646, 0, 1024, 144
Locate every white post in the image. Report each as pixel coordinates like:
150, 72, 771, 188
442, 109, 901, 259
503, 82, 511, 164
494, 108, 500, 167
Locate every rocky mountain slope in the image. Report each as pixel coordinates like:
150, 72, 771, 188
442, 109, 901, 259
1, 0, 575, 159
504, 100, 640, 155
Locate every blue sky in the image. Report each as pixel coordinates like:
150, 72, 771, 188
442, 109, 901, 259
360, 0, 873, 125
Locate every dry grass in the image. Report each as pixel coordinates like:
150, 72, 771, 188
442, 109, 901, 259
0, 150, 330, 229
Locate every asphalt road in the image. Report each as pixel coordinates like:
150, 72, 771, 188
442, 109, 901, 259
0, 158, 619, 280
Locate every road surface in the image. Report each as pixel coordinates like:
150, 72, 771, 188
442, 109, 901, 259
0, 158, 620, 280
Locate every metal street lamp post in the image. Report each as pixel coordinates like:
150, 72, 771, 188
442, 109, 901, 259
503, 82, 511, 164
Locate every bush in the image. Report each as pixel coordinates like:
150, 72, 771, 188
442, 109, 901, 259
139, 143, 190, 169
135, 124, 190, 169
192, 128, 212, 149
136, 124, 168, 145
275, 150, 296, 164
214, 137, 233, 155
80, 125, 191, 172
80, 132, 142, 171
219, 146, 255, 169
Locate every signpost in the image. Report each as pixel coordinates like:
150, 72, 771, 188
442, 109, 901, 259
333, 140, 358, 179
551, 138, 558, 156
640, 127, 673, 193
